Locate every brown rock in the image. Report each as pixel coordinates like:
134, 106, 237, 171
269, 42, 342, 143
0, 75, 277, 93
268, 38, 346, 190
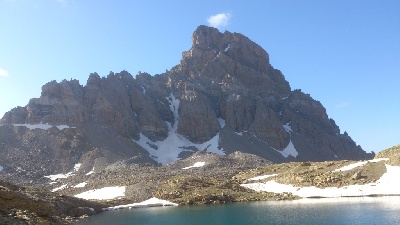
248, 100, 289, 150
222, 95, 255, 132
130, 87, 168, 141
177, 91, 219, 143
352, 171, 362, 180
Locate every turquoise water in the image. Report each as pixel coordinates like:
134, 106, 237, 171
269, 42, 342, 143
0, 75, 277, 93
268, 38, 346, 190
77, 197, 400, 225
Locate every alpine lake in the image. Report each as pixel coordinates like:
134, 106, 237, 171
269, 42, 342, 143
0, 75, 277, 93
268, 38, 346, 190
76, 196, 400, 225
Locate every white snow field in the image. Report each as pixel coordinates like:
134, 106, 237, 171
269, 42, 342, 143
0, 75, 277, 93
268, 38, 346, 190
248, 174, 277, 181
51, 184, 67, 192
182, 162, 206, 170
74, 186, 126, 200
277, 140, 298, 158
44, 163, 82, 181
242, 162, 400, 198
107, 197, 178, 210
271, 122, 298, 158
74, 188, 178, 210
13, 123, 75, 130
333, 158, 388, 172
135, 94, 225, 165
74, 182, 87, 188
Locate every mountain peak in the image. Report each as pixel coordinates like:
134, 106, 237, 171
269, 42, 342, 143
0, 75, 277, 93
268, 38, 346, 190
191, 25, 269, 62
178, 25, 271, 80
192, 25, 223, 50
0, 26, 373, 177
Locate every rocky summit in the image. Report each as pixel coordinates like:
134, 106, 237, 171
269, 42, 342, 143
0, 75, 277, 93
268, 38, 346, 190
0, 25, 373, 180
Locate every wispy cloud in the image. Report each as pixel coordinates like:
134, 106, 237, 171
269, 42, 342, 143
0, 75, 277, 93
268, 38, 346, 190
337, 102, 350, 108
207, 13, 232, 29
0, 68, 9, 77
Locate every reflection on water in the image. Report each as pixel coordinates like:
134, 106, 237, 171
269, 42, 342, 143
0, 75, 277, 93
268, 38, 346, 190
77, 197, 400, 225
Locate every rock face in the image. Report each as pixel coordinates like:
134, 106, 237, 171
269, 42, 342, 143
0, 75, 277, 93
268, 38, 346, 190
375, 144, 400, 166
0, 25, 373, 178
177, 92, 220, 142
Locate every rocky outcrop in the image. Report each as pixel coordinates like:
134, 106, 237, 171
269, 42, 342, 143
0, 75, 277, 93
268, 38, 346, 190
248, 100, 289, 149
376, 144, 400, 166
222, 95, 255, 132
177, 91, 220, 143
0, 180, 107, 224
0, 25, 373, 178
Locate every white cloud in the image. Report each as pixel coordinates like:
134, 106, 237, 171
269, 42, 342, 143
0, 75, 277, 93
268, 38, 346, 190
0, 68, 9, 77
207, 13, 232, 29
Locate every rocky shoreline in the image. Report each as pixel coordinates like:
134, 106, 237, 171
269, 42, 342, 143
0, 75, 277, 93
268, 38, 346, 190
0, 180, 108, 225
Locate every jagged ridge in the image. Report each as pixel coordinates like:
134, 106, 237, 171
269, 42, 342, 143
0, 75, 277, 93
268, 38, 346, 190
0, 25, 372, 178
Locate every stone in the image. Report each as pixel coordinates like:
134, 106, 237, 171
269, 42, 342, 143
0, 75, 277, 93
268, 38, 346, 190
352, 171, 362, 180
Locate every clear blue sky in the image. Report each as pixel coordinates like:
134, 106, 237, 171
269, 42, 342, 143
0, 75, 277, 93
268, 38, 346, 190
1, 0, 399, 153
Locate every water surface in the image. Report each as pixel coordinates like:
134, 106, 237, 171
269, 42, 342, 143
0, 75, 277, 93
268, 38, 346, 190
77, 197, 400, 225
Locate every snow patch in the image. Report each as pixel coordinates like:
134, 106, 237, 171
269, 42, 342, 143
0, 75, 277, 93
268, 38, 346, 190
248, 174, 277, 181
242, 164, 400, 198
74, 182, 87, 188
108, 197, 178, 210
74, 163, 81, 171
0, 165, 3, 172
276, 140, 298, 158
135, 94, 225, 165
141, 86, 146, 94
283, 122, 292, 133
86, 169, 94, 176
52, 184, 67, 192
44, 172, 74, 181
235, 132, 243, 136
167, 93, 180, 120
55, 125, 74, 130
182, 162, 205, 170
136, 130, 224, 165
224, 44, 230, 52
334, 158, 389, 172
334, 161, 368, 172
14, 123, 52, 130
217, 118, 226, 128
75, 186, 125, 200
13, 123, 75, 130
44, 163, 82, 181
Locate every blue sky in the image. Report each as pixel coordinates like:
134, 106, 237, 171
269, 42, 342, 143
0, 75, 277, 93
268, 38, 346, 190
0, 0, 399, 153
